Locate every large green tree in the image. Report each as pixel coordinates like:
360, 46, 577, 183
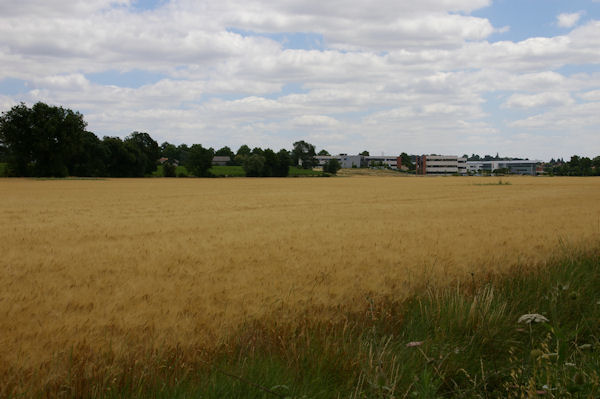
399, 152, 415, 171
549, 155, 599, 176
593, 156, 600, 173
243, 154, 265, 177
124, 132, 159, 175
103, 136, 138, 177
70, 131, 109, 177
0, 102, 88, 176
234, 144, 251, 165
176, 144, 190, 165
0, 141, 6, 162
186, 144, 214, 177
291, 140, 317, 169
275, 149, 291, 177
262, 148, 277, 177
236, 144, 251, 157
160, 142, 179, 161
215, 146, 235, 158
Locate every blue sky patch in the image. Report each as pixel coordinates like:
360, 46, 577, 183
129, 0, 167, 12
228, 28, 325, 50
556, 64, 599, 76
264, 83, 309, 99
0, 78, 29, 96
474, 0, 600, 42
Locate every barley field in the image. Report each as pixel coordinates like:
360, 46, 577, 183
1, 176, 599, 394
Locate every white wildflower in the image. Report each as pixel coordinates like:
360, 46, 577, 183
518, 313, 549, 324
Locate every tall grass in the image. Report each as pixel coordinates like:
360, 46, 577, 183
10, 245, 598, 397
170, 247, 600, 398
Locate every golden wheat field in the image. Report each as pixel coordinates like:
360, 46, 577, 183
1, 176, 599, 392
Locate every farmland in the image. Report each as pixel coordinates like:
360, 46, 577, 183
1, 176, 600, 396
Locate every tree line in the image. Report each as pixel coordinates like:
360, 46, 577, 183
0, 102, 337, 177
4, 102, 596, 178
545, 156, 600, 176
464, 153, 528, 162
0, 102, 161, 177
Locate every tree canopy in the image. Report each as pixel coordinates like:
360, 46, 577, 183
399, 152, 415, 171
291, 140, 317, 169
547, 155, 600, 176
186, 144, 214, 177
243, 149, 291, 177
215, 146, 235, 158
0, 102, 163, 177
0, 102, 88, 176
124, 131, 160, 175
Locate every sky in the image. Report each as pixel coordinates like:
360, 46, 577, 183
1, 0, 600, 160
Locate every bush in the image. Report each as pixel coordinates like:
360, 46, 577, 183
163, 163, 176, 177
324, 159, 341, 174
243, 154, 265, 177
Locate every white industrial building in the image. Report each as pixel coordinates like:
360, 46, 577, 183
467, 160, 539, 175
313, 153, 540, 175
314, 154, 399, 169
415, 155, 467, 175
363, 155, 399, 168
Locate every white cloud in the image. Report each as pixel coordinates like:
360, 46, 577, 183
557, 12, 582, 28
0, 0, 132, 17
290, 115, 341, 128
510, 102, 600, 131
503, 92, 574, 109
579, 90, 600, 101
1, 0, 599, 159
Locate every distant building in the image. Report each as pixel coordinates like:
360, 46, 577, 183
467, 160, 539, 175
362, 155, 399, 169
340, 155, 363, 168
158, 157, 179, 166
212, 156, 231, 166
415, 155, 467, 175
314, 154, 400, 169
315, 155, 343, 167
